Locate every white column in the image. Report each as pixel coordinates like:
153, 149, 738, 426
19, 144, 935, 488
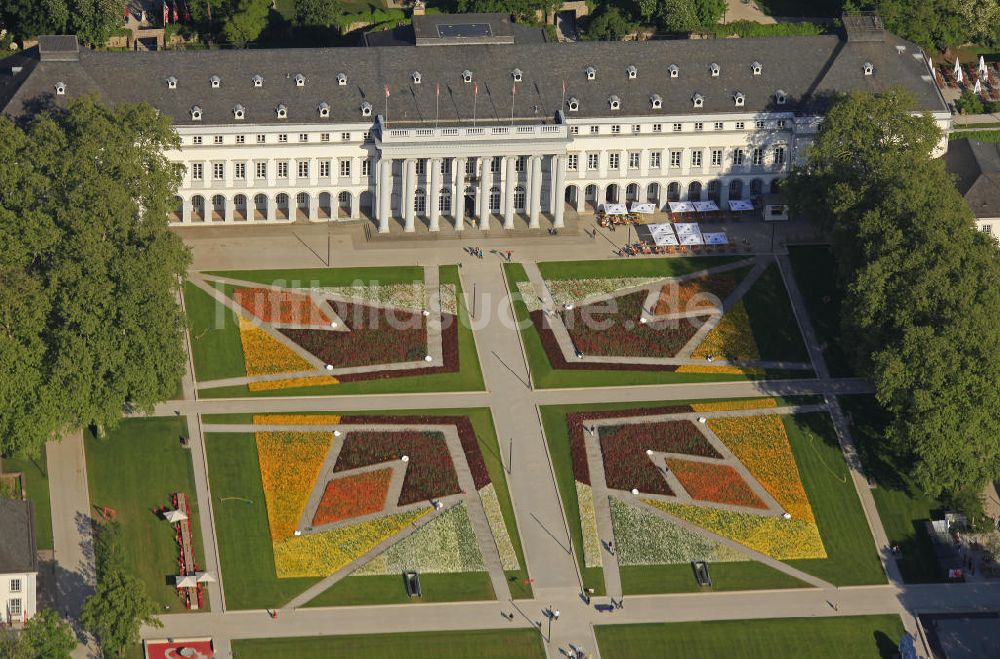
548, 156, 557, 214
224, 196, 234, 223
378, 158, 391, 233
308, 192, 319, 222
554, 155, 566, 228
429, 158, 441, 232
403, 158, 416, 232
503, 156, 516, 229
266, 158, 276, 187
454, 157, 465, 232
479, 165, 490, 231
639, 148, 649, 177
267, 194, 277, 222
181, 198, 191, 224
350, 191, 360, 219
351, 156, 361, 185
529, 156, 541, 229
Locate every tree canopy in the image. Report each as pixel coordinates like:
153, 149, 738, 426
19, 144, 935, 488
0, 97, 190, 458
1, 609, 78, 658
787, 89, 1000, 501
0, 0, 125, 45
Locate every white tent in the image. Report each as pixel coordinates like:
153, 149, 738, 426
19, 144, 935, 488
673, 222, 700, 237
630, 202, 656, 214
600, 203, 628, 215
164, 510, 188, 523
979, 55, 988, 78
703, 232, 729, 245
175, 575, 198, 588
955, 60, 964, 83
692, 201, 719, 212
195, 572, 216, 583
652, 232, 679, 246
667, 201, 696, 213
646, 223, 678, 246
974, 79, 982, 95
727, 200, 754, 212
680, 232, 705, 246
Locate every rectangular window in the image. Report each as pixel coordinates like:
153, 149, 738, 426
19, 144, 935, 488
8, 599, 21, 618
234, 162, 246, 179
628, 152, 640, 169
733, 148, 745, 166
777, 119, 787, 129
755, 120, 765, 129
341, 132, 351, 141
298, 133, 308, 143
466, 159, 476, 175
672, 123, 682, 132
982, 224, 993, 234
339, 159, 351, 177
362, 160, 371, 177
714, 121, 724, 131
650, 152, 661, 169
235, 135, 245, 144
440, 159, 451, 175
611, 124, 621, 134
491, 156, 501, 173
10, 579, 21, 593
439, 192, 451, 213
669, 150, 681, 169
570, 126, 580, 135
773, 146, 786, 166
213, 135, 223, 145
255, 162, 266, 179
752, 148, 763, 166
256, 134, 265, 143
632, 124, 641, 133
212, 162, 224, 180
735, 121, 745, 130
192, 136, 203, 145
590, 125, 599, 134
652, 123, 662, 133
694, 122, 704, 131
278, 134, 288, 143
691, 150, 703, 167
416, 160, 426, 176
191, 163, 203, 180
587, 153, 599, 170
297, 161, 309, 178
321, 133, 330, 142
515, 156, 526, 172
711, 149, 723, 167
320, 160, 330, 177
277, 161, 289, 178
608, 152, 619, 169
567, 154, 578, 171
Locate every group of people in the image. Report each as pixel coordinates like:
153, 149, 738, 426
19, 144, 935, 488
618, 242, 742, 257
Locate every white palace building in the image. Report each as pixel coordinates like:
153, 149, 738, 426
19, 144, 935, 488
0, 13, 950, 233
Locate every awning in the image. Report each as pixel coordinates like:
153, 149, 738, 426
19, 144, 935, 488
727, 199, 754, 212
680, 232, 705, 245
653, 232, 679, 246
703, 232, 729, 245
195, 572, 216, 583
600, 203, 628, 215
668, 201, 696, 213
630, 202, 656, 214
164, 510, 188, 523
673, 222, 700, 237
692, 201, 719, 212
175, 575, 198, 588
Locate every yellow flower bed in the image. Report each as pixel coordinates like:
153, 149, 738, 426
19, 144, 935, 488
690, 301, 760, 362
707, 415, 815, 522
675, 364, 765, 375
273, 508, 430, 577
248, 376, 339, 392
256, 431, 332, 540
238, 316, 314, 376
691, 398, 778, 412
644, 499, 826, 560
252, 414, 342, 425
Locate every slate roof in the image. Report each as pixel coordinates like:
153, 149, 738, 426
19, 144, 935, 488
1, 29, 947, 127
0, 500, 38, 574
945, 139, 1000, 219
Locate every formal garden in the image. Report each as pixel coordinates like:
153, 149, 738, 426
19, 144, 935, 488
504, 256, 810, 389
183, 265, 482, 396
540, 397, 885, 595
203, 409, 530, 609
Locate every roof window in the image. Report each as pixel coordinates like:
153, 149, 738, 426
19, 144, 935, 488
166, 76, 177, 89
318, 102, 330, 118
361, 101, 373, 117
863, 61, 874, 76
512, 68, 522, 82
294, 73, 305, 87
668, 64, 679, 78
210, 75, 220, 88
252, 74, 263, 88
775, 89, 787, 105
585, 66, 596, 80
650, 94, 662, 109
692, 93, 704, 108
751, 61, 762, 75
608, 95, 620, 110
233, 104, 245, 120
567, 96, 579, 112
337, 72, 347, 86
412, 71, 422, 84
462, 70, 473, 83
191, 105, 202, 120
709, 63, 720, 77
55, 81, 66, 95
626, 65, 637, 79
734, 91, 745, 107
276, 104, 287, 119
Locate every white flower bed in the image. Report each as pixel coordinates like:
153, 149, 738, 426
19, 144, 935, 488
576, 481, 603, 568
315, 283, 458, 316
608, 496, 747, 566
479, 483, 520, 571
515, 281, 545, 313
438, 283, 458, 316
543, 277, 663, 308
354, 503, 486, 575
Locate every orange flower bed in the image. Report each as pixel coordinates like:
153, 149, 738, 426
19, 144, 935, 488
248, 375, 339, 391
312, 468, 393, 526
690, 398, 777, 412
238, 316, 315, 376
256, 431, 332, 540
253, 414, 342, 425
653, 271, 745, 315
234, 287, 332, 326
665, 458, 766, 508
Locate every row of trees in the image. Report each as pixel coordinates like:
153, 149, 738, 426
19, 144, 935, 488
787, 89, 1000, 507
846, 0, 1000, 52
581, 0, 725, 41
0, 610, 77, 658
1, 0, 127, 46
0, 98, 190, 459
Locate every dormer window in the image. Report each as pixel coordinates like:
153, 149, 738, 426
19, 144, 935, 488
412, 71, 422, 84
512, 68, 522, 82
608, 95, 620, 110
567, 97, 579, 112
709, 63, 720, 77
337, 72, 347, 86
166, 76, 177, 89
775, 89, 787, 105
233, 104, 245, 120
734, 91, 745, 107
276, 104, 287, 119
210, 75, 221, 88
55, 81, 66, 95
668, 64, 679, 78
650, 94, 662, 109
462, 70, 473, 83
191, 105, 202, 121
626, 65, 637, 80
360, 101, 372, 117
692, 93, 704, 108
318, 102, 330, 118
252, 74, 263, 88
585, 66, 596, 80
863, 61, 874, 76
294, 73, 305, 87
751, 61, 762, 75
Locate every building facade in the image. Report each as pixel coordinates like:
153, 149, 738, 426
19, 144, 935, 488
0, 15, 951, 233
0, 500, 38, 627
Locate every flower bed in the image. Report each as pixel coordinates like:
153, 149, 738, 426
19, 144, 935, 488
664, 459, 766, 508
336, 312, 459, 383
653, 270, 746, 316
238, 316, 315, 376
334, 431, 460, 506
273, 508, 430, 578
256, 431, 333, 540
563, 291, 706, 358
316, 283, 426, 313
599, 421, 719, 495
576, 481, 602, 568
479, 483, 520, 570
354, 504, 485, 575
690, 399, 777, 412
234, 287, 333, 326
690, 301, 760, 362
253, 414, 342, 425
543, 276, 664, 308
281, 300, 428, 368
312, 468, 393, 526
248, 375, 339, 391
608, 496, 747, 565
707, 415, 815, 522
338, 415, 491, 490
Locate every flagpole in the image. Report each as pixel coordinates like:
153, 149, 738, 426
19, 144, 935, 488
561, 80, 566, 116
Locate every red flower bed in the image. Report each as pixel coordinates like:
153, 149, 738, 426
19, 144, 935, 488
665, 458, 766, 508
339, 414, 490, 490
599, 421, 718, 495
653, 271, 746, 316
312, 468, 393, 525
566, 406, 693, 485
334, 430, 460, 506
562, 291, 706, 358
234, 287, 332, 326
338, 312, 459, 382
281, 300, 427, 368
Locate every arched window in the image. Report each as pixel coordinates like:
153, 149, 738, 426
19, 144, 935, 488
667, 182, 681, 202
513, 186, 526, 211
254, 194, 267, 206
750, 178, 763, 198
626, 183, 639, 202
728, 179, 743, 200
234, 194, 247, 209
707, 180, 721, 203
211, 194, 225, 208
687, 181, 702, 201
276, 193, 289, 207
338, 191, 351, 208
770, 178, 782, 194
296, 192, 308, 207
414, 188, 426, 214
191, 195, 204, 208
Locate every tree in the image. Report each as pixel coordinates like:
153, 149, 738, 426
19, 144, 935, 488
0, 97, 190, 459
635, 0, 659, 22
958, 0, 1000, 48
955, 88, 984, 115
0, 0, 70, 40
582, 6, 636, 41
866, 0, 967, 52
221, 0, 270, 46
295, 0, 342, 28
690, 0, 725, 25
15, 609, 78, 658
67, 0, 128, 47
659, 0, 698, 33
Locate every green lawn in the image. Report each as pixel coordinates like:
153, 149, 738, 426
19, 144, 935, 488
191, 265, 485, 396
2, 448, 54, 550
184, 281, 247, 381
536, 256, 743, 280
232, 629, 545, 659
595, 615, 907, 659
206, 408, 530, 609
84, 417, 209, 612
786, 246, 854, 377
743, 264, 810, 363
620, 562, 807, 594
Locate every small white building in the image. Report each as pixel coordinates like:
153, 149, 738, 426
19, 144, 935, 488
0, 500, 38, 627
